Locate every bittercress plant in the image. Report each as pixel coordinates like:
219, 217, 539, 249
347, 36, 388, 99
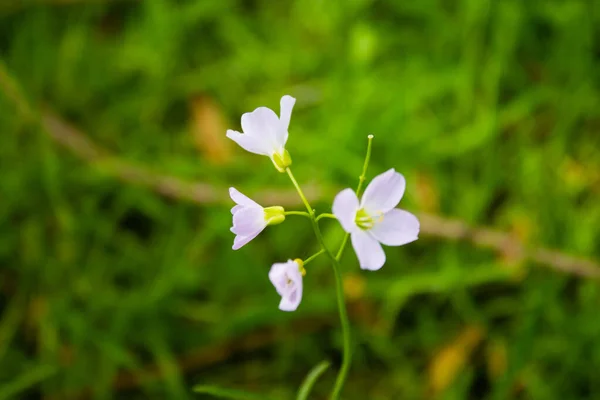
196, 94, 420, 400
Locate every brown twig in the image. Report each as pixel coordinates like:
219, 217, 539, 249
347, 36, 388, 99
39, 112, 600, 279
0, 62, 33, 119
2, 60, 600, 281
418, 214, 600, 279
41, 110, 327, 206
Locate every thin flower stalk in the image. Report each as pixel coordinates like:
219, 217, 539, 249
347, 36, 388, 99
285, 167, 353, 400
224, 95, 420, 400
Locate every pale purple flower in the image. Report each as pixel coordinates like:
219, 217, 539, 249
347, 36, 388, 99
269, 259, 303, 311
332, 168, 419, 271
226, 95, 296, 172
230, 187, 284, 250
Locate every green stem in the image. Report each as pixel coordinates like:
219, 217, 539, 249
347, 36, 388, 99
316, 213, 337, 222
286, 168, 314, 215
321, 236, 352, 400
284, 211, 311, 218
335, 235, 350, 261
304, 249, 325, 265
335, 135, 374, 262
286, 167, 352, 400
356, 134, 374, 197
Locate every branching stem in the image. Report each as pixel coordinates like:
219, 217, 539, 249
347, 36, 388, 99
303, 249, 325, 265
286, 167, 351, 400
315, 213, 337, 222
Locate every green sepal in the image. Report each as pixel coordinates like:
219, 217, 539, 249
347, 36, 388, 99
271, 149, 292, 172
264, 206, 285, 225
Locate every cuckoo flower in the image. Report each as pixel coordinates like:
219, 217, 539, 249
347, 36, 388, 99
269, 259, 304, 311
226, 95, 296, 172
332, 168, 419, 271
230, 187, 285, 250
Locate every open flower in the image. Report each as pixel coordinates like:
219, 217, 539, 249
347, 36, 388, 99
230, 187, 285, 250
226, 95, 296, 172
269, 259, 304, 311
332, 168, 419, 271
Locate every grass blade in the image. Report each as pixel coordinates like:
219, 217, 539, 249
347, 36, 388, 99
193, 385, 274, 400
296, 360, 331, 400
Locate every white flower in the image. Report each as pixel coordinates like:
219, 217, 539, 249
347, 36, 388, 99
230, 187, 285, 250
269, 259, 304, 311
332, 168, 419, 271
226, 95, 296, 172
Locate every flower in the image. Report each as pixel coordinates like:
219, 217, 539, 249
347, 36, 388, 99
226, 95, 296, 172
332, 168, 419, 271
230, 187, 285, 250
269, 259, 304, 311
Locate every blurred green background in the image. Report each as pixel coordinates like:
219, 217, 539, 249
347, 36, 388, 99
1, 0, 600, 399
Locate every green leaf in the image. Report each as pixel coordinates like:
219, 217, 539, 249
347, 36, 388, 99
192, 385, 275, 400
296, 360, 331, 400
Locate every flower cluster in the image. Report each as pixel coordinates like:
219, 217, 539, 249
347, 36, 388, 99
227, 95, 419, 311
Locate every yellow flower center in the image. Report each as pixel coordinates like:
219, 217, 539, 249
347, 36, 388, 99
355, 208, 383, 230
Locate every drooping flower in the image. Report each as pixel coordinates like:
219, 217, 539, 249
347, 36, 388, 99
230, 187, 285, 250
332, 168, 419, 271
226, 95, 296, 172
269, 259, 304, 311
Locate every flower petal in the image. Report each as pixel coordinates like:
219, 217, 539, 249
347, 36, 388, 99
226, 129, 271, 156
332, 188, 360, 234
229, 187, 261, 208
231, 231, 261, 250
232, 232, 261, 250
231, 205, 243, 215
269, 260, 303, 311
360, 169, 406, 214
279, 290, 301, 311
268, 262, 288, 296
241, 107, 284, 152
370, 209, 419, 246
279, 286, 302, 310
231, 207, 265, 236
279, 95, 296, 133
351, 230, 386, 271
269, 260, 290, 296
